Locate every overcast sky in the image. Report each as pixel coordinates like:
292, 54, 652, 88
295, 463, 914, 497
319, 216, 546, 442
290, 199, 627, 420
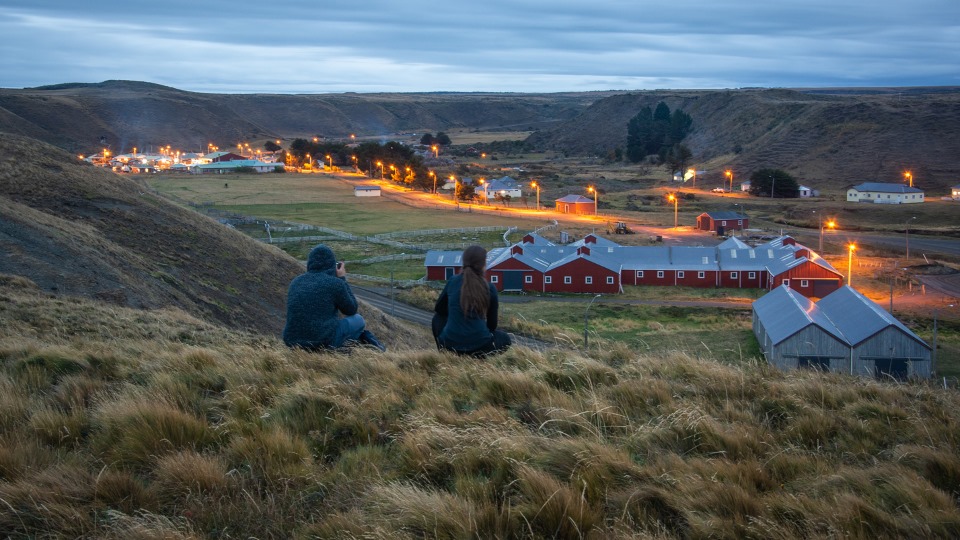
1, 1, 957, 93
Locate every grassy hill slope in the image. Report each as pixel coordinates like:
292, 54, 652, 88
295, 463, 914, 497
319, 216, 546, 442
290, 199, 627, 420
0, 133, 307, 335
0, 81, 601, 153
1, 275, 958, 538
526, 88, 960, 192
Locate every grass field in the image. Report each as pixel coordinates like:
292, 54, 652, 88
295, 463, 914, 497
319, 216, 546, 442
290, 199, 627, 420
149, 172, 551, 235
4, 277, 960, 538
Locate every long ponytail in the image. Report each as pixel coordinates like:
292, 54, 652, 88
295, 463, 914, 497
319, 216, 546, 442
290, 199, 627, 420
459, 245, 490, 318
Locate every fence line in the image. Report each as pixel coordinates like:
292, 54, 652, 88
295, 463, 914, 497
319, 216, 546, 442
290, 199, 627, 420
374, 225, 508, 239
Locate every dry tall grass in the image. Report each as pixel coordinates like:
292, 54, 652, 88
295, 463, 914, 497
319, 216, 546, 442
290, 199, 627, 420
2, 275, 959, 538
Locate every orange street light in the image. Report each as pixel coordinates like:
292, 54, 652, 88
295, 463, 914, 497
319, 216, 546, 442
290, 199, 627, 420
376, 161, 384, 179
725, 169, 733, 192
587, 186, 598, 215
668, 193, 678, 228
326, 154, 332, 169
904, 171, 913, 187
688, 168, 697, 188
313, 137, 319, 143
429, 171, 437, 193
531, 181, 540, 211
847, 243, 857, 287
481, 152, 487, 158
431, 145, 439, 158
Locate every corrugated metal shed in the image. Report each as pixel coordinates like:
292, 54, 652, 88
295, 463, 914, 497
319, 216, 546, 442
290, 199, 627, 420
816, 286, 929, 348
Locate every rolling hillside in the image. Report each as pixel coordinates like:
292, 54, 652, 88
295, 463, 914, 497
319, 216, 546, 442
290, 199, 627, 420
0, 81, 602, 153
526, 88, 960, 192
0, 133, 307, 335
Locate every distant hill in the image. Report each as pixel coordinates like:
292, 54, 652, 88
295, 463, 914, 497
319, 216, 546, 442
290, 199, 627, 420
3, 81, 958, 193
0, 133, 304, 335
0, 80, 602, 153
525, 88, 960, 192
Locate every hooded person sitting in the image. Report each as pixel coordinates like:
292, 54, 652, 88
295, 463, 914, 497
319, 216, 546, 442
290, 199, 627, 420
283, 244, 385, 352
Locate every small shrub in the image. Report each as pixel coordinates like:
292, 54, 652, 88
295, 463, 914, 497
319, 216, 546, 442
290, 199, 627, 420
515, 465, 601, 538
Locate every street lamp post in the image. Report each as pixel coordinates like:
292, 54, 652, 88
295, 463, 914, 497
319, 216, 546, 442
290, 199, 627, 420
688, 168, 697, 188
904, 171, 913, 187
668, 193, 678, 228
429, 171, 436, 193
820, 217, 836, 254
587, 186, 598, 215
431, 145, 439, 158
770, 174, 776, 199
326, 155, 332, 169
531, 181, 540, 211
905, 216, 917, 259
376, 161, 384, 179
847, 244, 856, 287
725, 170, 733, 192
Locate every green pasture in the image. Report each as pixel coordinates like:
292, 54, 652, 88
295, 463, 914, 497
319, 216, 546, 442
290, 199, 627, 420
502, 300, 759, 364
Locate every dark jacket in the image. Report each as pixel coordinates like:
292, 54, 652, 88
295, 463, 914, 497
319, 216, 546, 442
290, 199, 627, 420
283, 245, 358, 348
434, 273, 499, 352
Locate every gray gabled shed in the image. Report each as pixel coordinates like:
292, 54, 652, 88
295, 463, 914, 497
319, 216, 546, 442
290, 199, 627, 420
816, 286, 931, 379
752, 286, 849, 371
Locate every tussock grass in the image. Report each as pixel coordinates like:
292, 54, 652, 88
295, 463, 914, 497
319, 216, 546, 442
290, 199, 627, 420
2, 280, 960, 538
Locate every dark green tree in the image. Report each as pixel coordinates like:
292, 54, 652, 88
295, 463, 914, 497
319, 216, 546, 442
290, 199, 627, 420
664, 144, 693, 177
264, 140, 281, 152
748, 168, 800, 198
435, 132, 452, 146
419, 133, 434, 145
625, 106, 653, 163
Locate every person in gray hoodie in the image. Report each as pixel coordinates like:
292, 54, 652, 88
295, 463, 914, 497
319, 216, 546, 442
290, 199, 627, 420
283, 244, 385, 351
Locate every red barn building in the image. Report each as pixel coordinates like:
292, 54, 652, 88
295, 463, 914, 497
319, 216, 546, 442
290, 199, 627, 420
555, 195, 595, 215
697, 211, 748, 235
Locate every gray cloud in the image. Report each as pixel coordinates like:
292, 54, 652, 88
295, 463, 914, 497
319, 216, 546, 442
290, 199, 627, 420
1, 0, 957, 93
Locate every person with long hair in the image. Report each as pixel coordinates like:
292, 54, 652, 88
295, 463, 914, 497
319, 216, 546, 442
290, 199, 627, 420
432, 245, 511, 356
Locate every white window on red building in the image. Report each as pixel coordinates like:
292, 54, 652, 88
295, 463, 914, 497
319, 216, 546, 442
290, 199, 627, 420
564, 276, 572, 284
525, 275, 533, 283
731, 272, 738, 279
490, 275, 498, 283
678, 271, 685, 278
545, 276, 552, 284
657, 271, 664, 278
606, 276, 614, 284
748, 272, 756, 279
585, 276, 593, 284
783, 279, 790, 287
698, 271, 705, 278
801, 280, 808, 287
637, 270, 644, 278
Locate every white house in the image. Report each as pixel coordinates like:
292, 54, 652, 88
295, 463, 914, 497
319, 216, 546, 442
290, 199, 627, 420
952, 185, 960, 200
478, 176, 523, 202
847, 183, 924, 204
354, 185, 381, 197
740, 181, 751, 192
798, 185, 815, 198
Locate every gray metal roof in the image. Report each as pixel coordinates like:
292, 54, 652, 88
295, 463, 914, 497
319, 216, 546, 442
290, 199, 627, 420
424, 250, 463, 266
850, 182, 924, 194
815, 286, 930, 349
521, 232, 555, 246
555, 194, 593, 203
701, 211, 747, 220
752, 285, 847, 345
717, 237, 751, 250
